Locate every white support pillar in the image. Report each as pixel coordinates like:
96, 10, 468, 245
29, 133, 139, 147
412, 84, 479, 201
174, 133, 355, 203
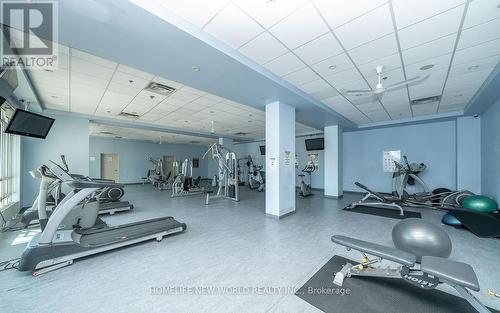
218, 137, 233, 150
265, 101, 295, 218
324, 125, 343, 198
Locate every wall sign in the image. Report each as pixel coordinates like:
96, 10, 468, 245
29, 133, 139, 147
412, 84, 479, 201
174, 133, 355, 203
269, 157, 277, 168
383, 150, 401, 172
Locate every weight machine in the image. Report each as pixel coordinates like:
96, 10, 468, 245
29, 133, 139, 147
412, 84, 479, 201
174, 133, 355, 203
203, 143, 239, 205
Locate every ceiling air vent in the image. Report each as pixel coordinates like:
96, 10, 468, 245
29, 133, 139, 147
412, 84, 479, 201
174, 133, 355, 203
114, 136, 123, 139
411, 95, 441, 106
234, 132, 248, 136
145, 82, 176, 96
118, 111, 140, 119
100, 131, 113, 135
189, 140, 200, 144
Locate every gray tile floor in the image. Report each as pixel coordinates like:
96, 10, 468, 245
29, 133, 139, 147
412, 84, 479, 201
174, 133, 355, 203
1, 185, 499, 313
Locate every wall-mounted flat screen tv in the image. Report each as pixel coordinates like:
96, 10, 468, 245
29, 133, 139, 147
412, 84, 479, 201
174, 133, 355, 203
305, 138, 324, 151
4, 109, 55, 139
259, 145, 265, 155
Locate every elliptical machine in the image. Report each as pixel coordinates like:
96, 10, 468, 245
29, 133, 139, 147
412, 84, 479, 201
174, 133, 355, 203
298, 157, 316, 197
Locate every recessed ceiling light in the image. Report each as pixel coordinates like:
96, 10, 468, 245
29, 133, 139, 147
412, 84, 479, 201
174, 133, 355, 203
468, 65, 479, 71
328, 65, 337, 70
266, 0, 277, 8
150, 95, 155, 99
128, 79, 134, 83
420, 64, 434, 70
192, 66, 200, 72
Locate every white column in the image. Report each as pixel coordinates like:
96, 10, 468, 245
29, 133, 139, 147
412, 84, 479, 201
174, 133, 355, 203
324, 125, 343, 198
265, 101, 295, 218
218, 137, 233, 150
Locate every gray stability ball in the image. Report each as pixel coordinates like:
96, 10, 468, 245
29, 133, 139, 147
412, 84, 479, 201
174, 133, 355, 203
392, 218, 452, 262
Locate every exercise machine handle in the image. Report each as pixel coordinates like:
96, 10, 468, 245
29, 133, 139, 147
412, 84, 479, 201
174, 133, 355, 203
60, 155, 69, 172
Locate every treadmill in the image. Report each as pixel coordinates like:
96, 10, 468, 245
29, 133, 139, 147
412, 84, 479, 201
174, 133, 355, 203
20, 158, 133, 227
18, 164, 187, 275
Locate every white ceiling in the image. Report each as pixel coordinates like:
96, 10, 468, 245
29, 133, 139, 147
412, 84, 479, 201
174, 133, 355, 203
25, 45, 318, 141
89, 123, 218, 146
145, 0, 500, 124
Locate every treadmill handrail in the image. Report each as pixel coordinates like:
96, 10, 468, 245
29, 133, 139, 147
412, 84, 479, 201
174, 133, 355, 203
39, 187, 99, 244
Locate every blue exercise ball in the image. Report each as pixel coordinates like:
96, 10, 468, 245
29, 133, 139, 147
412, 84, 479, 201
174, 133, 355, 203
441, 212, 462, 227
392, 218, 452, 262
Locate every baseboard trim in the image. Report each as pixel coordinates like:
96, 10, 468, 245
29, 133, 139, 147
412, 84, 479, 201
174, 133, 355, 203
266, 210, 296, 219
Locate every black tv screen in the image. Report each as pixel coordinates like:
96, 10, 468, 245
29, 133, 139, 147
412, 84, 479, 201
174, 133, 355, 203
305, 138, 324, 151
259, 145, 265, 155
4, 109, 55, 139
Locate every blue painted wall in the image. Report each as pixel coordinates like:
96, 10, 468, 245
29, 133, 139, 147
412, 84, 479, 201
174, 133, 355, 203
89, 137, 210, 184
21, 113, 90, 207
343, 121, 458, 193
456, 116, 481, 194
234, 119, 477, 194
481, 100, 500, 201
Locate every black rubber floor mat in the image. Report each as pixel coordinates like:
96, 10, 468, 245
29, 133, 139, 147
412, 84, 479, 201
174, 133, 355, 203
343, 205, 421, 219
451, 210, 500, 238
296, 255, 499, 313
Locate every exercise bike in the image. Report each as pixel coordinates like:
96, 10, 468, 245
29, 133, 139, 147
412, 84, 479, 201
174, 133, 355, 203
298, 160, 316, 197
246, 155, 265, 192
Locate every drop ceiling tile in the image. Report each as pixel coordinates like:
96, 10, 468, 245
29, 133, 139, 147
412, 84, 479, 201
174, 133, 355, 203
348, 33, 399, 65
112, 71, 151, 89
234, 0, 307, 28
71, 72, 109, 89
458, 18, 500, 50
334, 4, 393, 50
449, 54, 500, 78
264, 52, 306, 76
179, 86, 205, 96
239, 32, 288, 64
283, 67, 320, 86
357, 53, 402, 77
107, 81, 142, 97
336, 79, 371, 93
453, 39, 500, 65
135, 89, 167, 104
312, 0, 387, 29
463, 0, 500, 28
153, 76, 185, 89
365, 67, 406, 88
101, 90, 135, 103
439, 103, 467, 112
310, 53, 354, 77
446, 68, 494, 90
30, 74, 69, 89
269, 3, 329, 49
71, 49, 117, 69
392, 0, 465, 29
116, 64, 155, 81
310, 87, 340, 100
170, 90, 201, 102
190, 96, 221, 107
71, 58, 116, 80
204, 3, 264, 48
324, 67, 364, 87
387, 107, 412, 119
293, 33, 343, 65
398, 6, 463, 50
408, 85, 444, 100
411, 102, 439, 116
402, 34, 456, 65
298, 79, 331, 93
405, 54, 452, 77
159, 0, 230, 28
